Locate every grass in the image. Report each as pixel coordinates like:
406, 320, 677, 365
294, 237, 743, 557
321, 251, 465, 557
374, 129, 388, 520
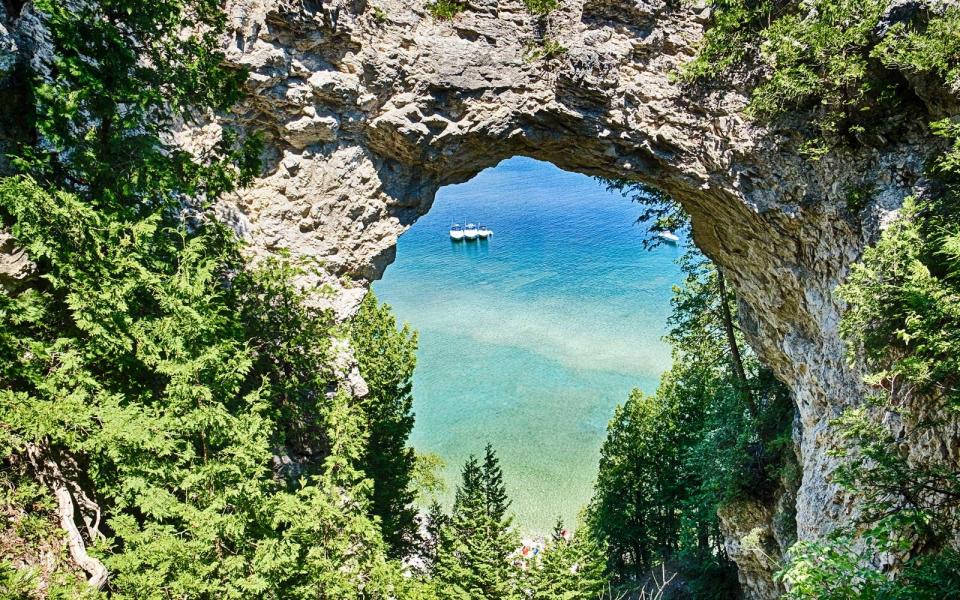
524, 0, 558, 15
427, 0, 465, 20
523, 39, 567, 62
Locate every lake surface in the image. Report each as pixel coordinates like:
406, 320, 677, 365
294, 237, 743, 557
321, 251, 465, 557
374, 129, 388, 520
373, 157, 684, 534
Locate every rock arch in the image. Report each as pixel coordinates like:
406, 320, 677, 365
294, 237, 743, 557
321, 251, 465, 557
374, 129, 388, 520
221, 0, 938, 595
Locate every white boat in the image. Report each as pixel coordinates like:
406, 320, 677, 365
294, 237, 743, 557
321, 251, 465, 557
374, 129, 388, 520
450, 223, 465, 241
477, 224, 493, 239
463, 223, 479, 240
658, 231, 680, 244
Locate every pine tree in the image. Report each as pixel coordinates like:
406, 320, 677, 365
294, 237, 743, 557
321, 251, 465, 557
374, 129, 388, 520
530, 521, 607, 600
588, 389, 683, 577
261, 390, 410, 599
434, 449, 520, 599
0, 0, 417, 595
482, 443, 510, 523
350, 291, 419, 557
551, 517, 566, 542
421, 500, 449, 570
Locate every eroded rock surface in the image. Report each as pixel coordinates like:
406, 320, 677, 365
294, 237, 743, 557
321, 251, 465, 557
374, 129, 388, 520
214, 3, 948, 592
719, 467, 800, 597
2, 0, 955, 596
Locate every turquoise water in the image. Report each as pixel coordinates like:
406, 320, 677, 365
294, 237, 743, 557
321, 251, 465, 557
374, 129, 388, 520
373, 157, 685, 534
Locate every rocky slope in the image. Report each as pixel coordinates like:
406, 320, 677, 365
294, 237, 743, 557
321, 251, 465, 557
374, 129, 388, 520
2, 0, 954, 596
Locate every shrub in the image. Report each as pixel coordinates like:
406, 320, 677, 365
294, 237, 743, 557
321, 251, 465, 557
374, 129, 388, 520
427, 0, 465, 20
524, 0, 558, 15
524, 39, 568, 62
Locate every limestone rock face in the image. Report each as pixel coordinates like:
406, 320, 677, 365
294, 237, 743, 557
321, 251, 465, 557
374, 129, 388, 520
719, 467, 800, 598
2, 0, 955, 596
0, 229, 35, 292
719, 500, 786, 599
216, 0, 951, 595
0, 4, 18, 81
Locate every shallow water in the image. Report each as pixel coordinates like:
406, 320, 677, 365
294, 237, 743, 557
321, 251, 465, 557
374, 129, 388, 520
373, 157, 684, 533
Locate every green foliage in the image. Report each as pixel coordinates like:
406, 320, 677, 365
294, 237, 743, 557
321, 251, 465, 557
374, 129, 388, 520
233, 390, 407, 600
481, 444, 510, 522
589, 388, 690, 577
892, 549, 960, 599
661, 252, 795, 507
839, 195, 960, 405
746, 0, 891, 140
238, 253, 337, 463
523, 0, 559, 16
433, 446, 521, 599
680, 556, 742, 600
829, 404, 960, 542
602, 180, 687, 248
0, 181, 405, 593
523, 39, 568, 62
589, 248, 794, 587
844, 183, 876, 214
528, 521, 607, 599
372, 5, 389, 23
873, 8, 960, 92
426, 0, 465, 20
412, 451, 448, 503
683, 1, 960, 157
931, 117, 960, 175
0, 0, 423, 594
680, 0, 778, 82
421, 500, 449, 571
351, 291, 420, 558
21, 0, 259, 210
778, 537, 960, 600
0, 460, 93, 599
777, 536, 886, 600
0, 562, 39, 599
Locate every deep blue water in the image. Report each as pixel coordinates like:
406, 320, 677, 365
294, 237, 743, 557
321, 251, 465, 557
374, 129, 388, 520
373, 157, 684, 533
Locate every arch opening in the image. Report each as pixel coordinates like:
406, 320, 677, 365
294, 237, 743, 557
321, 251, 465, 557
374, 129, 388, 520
373, 156, 686, 532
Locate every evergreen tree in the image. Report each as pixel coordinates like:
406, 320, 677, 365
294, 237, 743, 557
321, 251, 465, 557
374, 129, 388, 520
0, 0, 417, 595
482, 443, 510, 523
588, 388, 687, 578
237, 253, 337, 469
588, 248, 793, 592
434, 449, 519, 599
551, 517, 567, 543
350, 291, 419, 557
421, 500, 449, 570
529, 520, 607, 600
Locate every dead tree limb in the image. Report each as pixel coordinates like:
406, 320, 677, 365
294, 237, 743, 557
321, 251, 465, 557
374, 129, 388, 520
25, 442, 108, 590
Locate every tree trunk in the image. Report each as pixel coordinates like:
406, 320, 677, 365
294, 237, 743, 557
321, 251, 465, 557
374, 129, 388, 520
717, 269, 759, 419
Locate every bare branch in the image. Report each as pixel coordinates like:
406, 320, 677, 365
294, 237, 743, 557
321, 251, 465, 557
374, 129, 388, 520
25, 443, 108, 590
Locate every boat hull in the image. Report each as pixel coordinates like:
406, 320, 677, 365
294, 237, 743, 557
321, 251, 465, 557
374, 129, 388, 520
658, 232, 679, 244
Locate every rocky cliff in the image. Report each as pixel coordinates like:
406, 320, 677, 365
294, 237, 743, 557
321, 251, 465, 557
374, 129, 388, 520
2, 0, 954, 596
